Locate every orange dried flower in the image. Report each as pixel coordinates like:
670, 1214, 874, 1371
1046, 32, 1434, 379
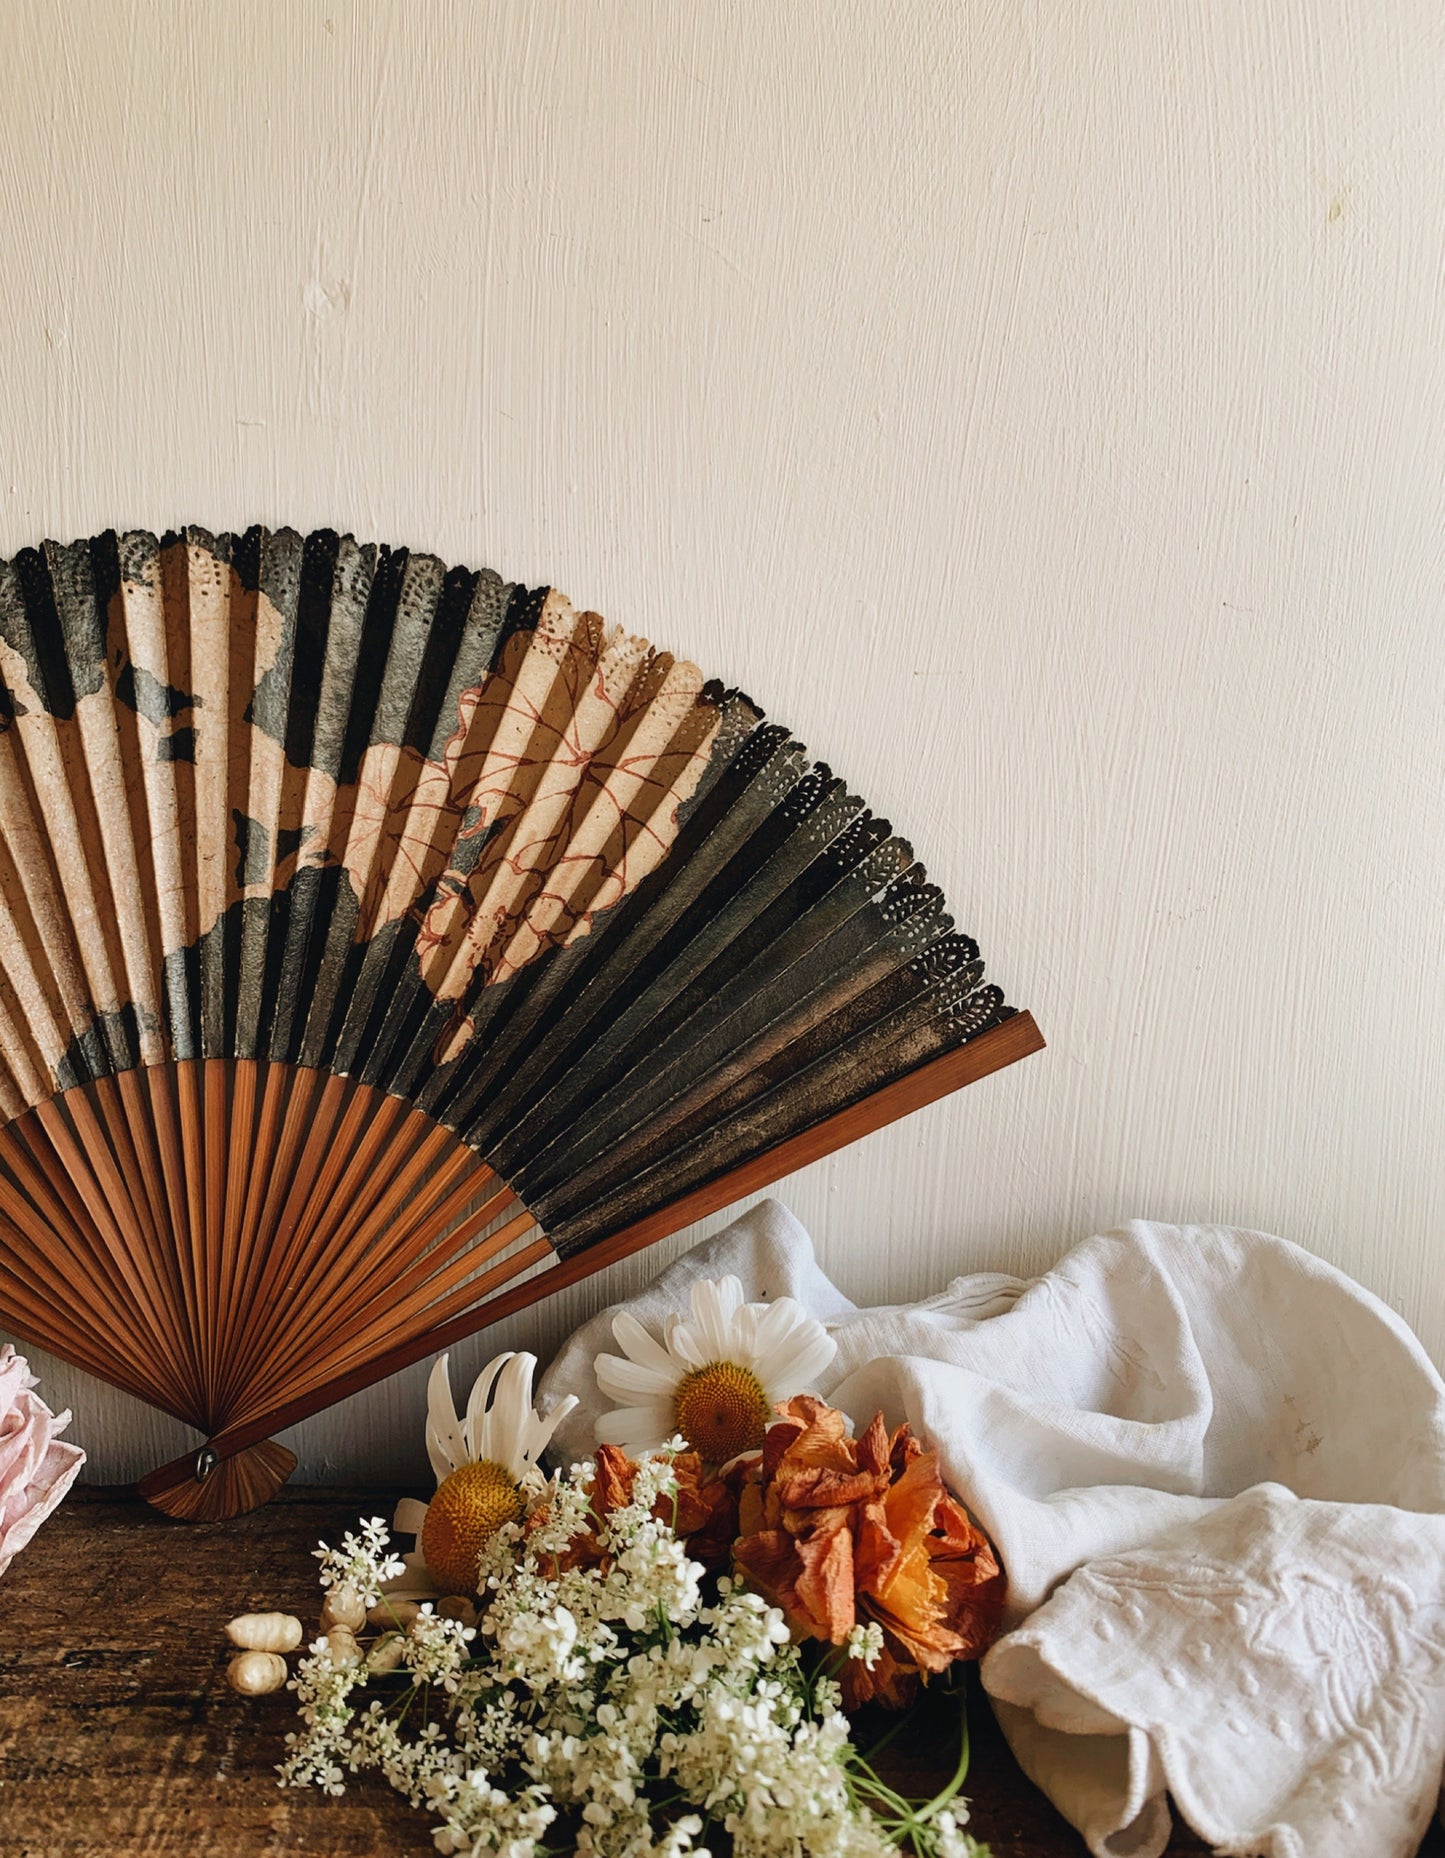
528, 1443, 738, 1574
732, 1395, 1005, 1708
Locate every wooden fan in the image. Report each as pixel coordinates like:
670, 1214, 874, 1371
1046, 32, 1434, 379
0, 526, 1042, 1520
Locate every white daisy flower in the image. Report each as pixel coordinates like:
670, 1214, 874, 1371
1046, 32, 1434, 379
594, 1274, 836, 1463
387, 1351, 577, 1600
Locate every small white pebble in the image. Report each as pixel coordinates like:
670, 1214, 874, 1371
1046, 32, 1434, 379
226, 1650, 288, 1695
366, 1598, 419, 1628
225, 1612, 303, 1653
436, 1595, 478, 1628
320, 1585, 367, 1632
325, 1625, 363, 1669
366, 1633, 406, 1675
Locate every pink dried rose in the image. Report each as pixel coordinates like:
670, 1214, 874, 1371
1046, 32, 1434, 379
0, 1345, 85, 1577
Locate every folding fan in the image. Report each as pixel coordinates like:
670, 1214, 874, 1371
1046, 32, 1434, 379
0, 526, 1042, 1520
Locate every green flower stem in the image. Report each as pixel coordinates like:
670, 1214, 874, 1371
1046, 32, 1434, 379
844, 1691, 979, 1853
860, 1710, 912, 1766
915, 1697, 971, 1824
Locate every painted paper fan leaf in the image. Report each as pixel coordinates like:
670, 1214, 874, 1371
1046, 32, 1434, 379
0, 526, 1042, 1518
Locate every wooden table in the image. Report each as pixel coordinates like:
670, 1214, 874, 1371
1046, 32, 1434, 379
0, 1489, 1436, 1857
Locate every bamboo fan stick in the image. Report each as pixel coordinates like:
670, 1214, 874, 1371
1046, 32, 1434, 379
216, 1066, 328, 1371
0, 1263, 179, 1411
0, 949, 61, 1113
90, 1078, 196, 1392
185, 534, 232, 1056
216, 1059, 259, 1379
26, 1100, 194, 1413
270, 1072, 351, 1261
174, 1062, 211, 1400
248, 1203, 537, 1418
253, 1119, 474, 1341
217, 1071, 393, 1392
215, 1088, 464, 1410
0, 1148, 196, 1418
225, 1155, 510, 1420
0, 1200, 147, 1374
113, 1069, 194, 1359
319, 1217, 549, 1368
284, 1081, 394, 1255
217, 1062, 292, 1387
49, 548, 169, 1072
201, 1057, 230, 1405
147, 1056, 205, 1395
113, 542, 194, 1041
231, 534, 291, 1061
239, 1233, 555, 1432
214, 1069, 347, 1409
260, 1086, 429, 1310
256, 1179, 519, 1404
0, 1117, 127, 1312
144, 1013, 1042, 1490
0, 1182, 185, 1409
0, 768, 98, 1089
282, 1134, 495, 1323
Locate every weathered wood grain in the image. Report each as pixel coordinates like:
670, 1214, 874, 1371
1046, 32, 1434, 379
0, 1490, 434, 1858
7, 1490, 1427, 1856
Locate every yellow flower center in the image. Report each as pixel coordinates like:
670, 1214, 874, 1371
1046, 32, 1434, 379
673, 1360, 773, 1463
421, 1460, 524, 1596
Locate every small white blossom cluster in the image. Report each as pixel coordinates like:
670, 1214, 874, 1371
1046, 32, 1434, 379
312, 1516, 406, 1607
275, 1457, 988, 1858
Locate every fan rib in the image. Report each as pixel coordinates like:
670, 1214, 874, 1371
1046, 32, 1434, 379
233, 1128, 495, 1410
286, 1137, 501, 1330
0, 994, 48, 1122
0, 1175, 178, 1409
232, 529, 304, 1061
216, 1060, 291, 1391
215, 1070, 347, 1405
334, 566, 502, 1083
265, 537, 379, 1065
90, 1074, 196, 1396
239, 1229, 554, 1432
439, 728, 810, 1141
173, 1060, 213, 1403
30, 1098, 187, 1391
210, 1077, 432, 1404
250, 1191, 531, 1421
0, 1122, 193, 1418
297, 550, 444, 1070
114, 537, 197, 1059
216, 1058, 259, 1379
415, 693, 769, 1133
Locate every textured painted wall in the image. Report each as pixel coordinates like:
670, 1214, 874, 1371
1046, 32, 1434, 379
1, 0, 1442, 1484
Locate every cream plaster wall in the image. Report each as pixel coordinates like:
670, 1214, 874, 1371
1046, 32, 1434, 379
1, 0, 1442, 1483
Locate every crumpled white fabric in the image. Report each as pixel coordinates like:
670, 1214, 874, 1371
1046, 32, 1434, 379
0, 1343, 84, 1577
538, 1201, 1445, 1858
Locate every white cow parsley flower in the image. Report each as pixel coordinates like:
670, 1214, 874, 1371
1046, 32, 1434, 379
593, 1275, 836, 1461
265, 1448, 987, 1858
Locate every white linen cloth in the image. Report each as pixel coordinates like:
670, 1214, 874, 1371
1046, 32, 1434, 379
538, 1202, 1445, 1858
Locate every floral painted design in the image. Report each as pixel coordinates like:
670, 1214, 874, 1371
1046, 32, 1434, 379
0, 531, 724, 1107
